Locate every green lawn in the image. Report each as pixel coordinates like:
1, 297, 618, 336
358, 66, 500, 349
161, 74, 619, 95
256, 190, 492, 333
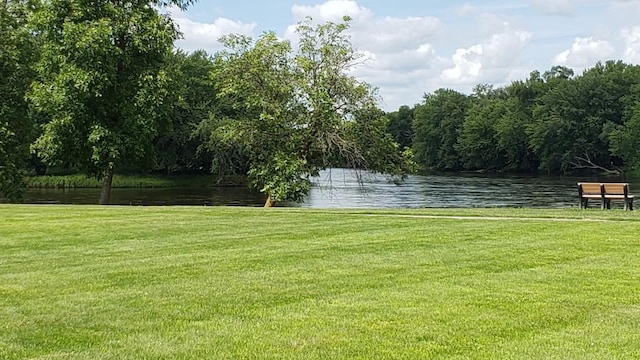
1, 206, 639, 359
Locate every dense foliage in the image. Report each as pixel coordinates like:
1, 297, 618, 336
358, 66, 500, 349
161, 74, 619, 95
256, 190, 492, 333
2, 0, 640, 204
196, 17, 412, 206
389, 63, 640, 175
1, 4, 410, 204
0, 0, 38, 201
27, 0, 194, 204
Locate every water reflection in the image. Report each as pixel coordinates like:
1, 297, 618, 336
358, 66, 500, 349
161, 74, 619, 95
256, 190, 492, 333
22, 187, 266, 207
300, 169, 582, 208
13, 168, 637, 208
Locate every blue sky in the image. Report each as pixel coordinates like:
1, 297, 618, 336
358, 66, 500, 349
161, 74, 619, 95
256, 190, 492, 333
171, 0, 640, 110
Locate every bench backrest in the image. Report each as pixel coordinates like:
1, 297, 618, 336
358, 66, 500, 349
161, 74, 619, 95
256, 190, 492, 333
578, 182, 602, 195
578, 182, 630, 197
602, 183, 629, 196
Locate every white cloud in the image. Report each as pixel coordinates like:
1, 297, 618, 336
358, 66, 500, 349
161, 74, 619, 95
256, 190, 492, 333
284, 1, 442, 109
349, 35, 440, 108
357, 47, 435, 72
352, 16, 441, 53
531, 0, 574, 16
171, 0, 640, 110
441, 45, 483, 84
608, 1, 640, 31
455, 3, 476, 16
554, 36, 615, 67
417, 44, 434, 56
284, 0, 378, 50
171, 8, 257, 52
621, 26, 640, 64
440, 30, 532, 85
286, 2, 440, 53
478, 13, 511, 36
291, 0, 373, 23
486, 31, 533, 67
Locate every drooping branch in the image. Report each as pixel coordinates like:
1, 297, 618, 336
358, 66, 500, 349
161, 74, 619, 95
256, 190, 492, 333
569, 152, 621, 175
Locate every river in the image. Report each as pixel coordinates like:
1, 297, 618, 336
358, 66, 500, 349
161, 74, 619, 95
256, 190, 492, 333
12, 169, 639, 209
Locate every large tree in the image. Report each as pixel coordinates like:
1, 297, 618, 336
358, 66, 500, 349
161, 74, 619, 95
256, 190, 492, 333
208, 17, 410, 207
28, 0, 194, 204
386, 105, 414, 151
528, 62, 638, 174
456, 86, 508, 171
606, 63, 640, 171
412, 89, 470, 171
154, 49, 217, 174
496, 72, 545, 173
0, 0, 38, 201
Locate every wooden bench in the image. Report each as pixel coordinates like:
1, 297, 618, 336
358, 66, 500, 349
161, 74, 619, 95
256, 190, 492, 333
577, 182, 634, 210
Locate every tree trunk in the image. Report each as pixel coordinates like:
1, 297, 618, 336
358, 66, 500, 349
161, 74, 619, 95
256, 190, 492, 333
99, 168, 114, 205
264, 194, 274, 208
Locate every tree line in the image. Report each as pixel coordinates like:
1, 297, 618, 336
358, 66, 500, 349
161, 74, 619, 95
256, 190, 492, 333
1, 0, 410, 206
387, 63, 640, 175
3, 0, 640, 206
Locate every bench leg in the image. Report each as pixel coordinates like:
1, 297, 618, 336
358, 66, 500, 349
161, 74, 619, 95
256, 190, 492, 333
625, 198, 633, 211
602, 199, 608, 210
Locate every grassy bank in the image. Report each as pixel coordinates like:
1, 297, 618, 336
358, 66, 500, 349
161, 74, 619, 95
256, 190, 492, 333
24, 174, 245, 189
1, 206, 639, 359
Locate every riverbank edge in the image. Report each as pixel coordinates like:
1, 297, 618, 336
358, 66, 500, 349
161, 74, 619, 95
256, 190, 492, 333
25, 174, 248, 189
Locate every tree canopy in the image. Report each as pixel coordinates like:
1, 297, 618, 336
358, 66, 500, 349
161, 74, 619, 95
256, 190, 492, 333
27, 0, 194, 204
203, 17, 411, 206
4, 1, 640, 205
400, 62, 640, 175
0, 0, 38, 201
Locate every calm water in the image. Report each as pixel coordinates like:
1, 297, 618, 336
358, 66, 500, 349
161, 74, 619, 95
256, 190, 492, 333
14, 169, 638, 208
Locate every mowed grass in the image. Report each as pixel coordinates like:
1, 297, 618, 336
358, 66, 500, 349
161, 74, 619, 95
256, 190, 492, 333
1, 206, 639, 359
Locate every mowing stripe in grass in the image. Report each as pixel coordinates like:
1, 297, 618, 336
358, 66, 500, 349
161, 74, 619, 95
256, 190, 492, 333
363, 213, 619, 222
1, 205, 639, 359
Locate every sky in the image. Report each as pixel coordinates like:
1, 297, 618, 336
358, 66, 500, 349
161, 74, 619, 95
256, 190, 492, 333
170, 0, 640, 111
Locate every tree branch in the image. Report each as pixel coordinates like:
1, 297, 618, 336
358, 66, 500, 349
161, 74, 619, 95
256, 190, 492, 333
569, 152, 621, 175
